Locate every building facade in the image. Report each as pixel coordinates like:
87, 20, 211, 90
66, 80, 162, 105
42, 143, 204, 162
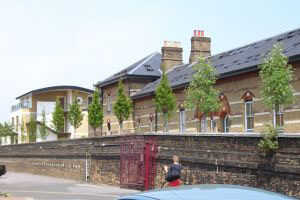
10, 86, 94, 143
97, 28, 300, 135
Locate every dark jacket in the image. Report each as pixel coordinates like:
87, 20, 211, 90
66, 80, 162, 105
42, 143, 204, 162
165, 163, 182, 182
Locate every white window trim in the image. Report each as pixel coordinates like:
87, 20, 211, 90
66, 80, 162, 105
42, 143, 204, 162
224, 114, 229, 133
273, 109, 284, 127
179, 110, 186, 132
245, 101, 254, 132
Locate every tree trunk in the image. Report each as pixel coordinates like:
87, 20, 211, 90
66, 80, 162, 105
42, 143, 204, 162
120, 122, 123, 134
274, 103, 279, 128
94, 127, 97, 137
74, 128, 76, 139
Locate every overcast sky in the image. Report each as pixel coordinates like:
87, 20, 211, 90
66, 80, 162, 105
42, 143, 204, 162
0, 0, 300, 122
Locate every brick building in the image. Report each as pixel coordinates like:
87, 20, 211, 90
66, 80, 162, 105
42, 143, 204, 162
96, 28, 300, 135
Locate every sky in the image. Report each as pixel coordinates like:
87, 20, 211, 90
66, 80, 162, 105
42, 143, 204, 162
0, 0, 300, 122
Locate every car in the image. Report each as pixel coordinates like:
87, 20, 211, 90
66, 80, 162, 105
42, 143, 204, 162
0, 165, 6, 176
116, 184, 297, 200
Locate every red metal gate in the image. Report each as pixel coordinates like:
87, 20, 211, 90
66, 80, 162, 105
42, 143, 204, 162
120, 135, 157, 191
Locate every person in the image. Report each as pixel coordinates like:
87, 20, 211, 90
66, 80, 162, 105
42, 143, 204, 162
164, 155, 182, 187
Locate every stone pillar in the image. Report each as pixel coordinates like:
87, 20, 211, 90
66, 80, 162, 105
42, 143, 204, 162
189, 30, 211, 64
161, 41, 183, 72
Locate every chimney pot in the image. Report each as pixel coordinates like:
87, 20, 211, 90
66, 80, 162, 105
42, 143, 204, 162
189, 30, 211, 63
161, 40, 183, 71
194, 30, 197, 36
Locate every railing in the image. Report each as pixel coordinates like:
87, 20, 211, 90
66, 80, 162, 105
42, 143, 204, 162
63, 101, 90, 112
11, 102, 31, 112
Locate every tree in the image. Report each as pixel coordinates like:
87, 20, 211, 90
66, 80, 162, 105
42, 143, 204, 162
52, 98, 65, 132
39, 109, 49, 141
0, 122, 17, 144
155, 66, 176, 132
113, 80, 133, 133
259, 44, 294, 128
185, 56, 220, 132
27, 114, 37, 143
68, 98, 84, 138
88, 88, 103, 136
20, 119, 27, 143
0, 122, 16, 144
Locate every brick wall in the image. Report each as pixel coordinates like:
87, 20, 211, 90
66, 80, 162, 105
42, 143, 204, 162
0, 133, 299, 198
133, 61, 300, 133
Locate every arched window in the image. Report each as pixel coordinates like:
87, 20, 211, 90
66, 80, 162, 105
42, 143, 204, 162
219, 94, 231, 133
242, 91, 255, 132
136, 116, 141, 132
107, 93, 112, 114
223, 114, 230, 133
107, 119, 111, 135
149, 113, 154, 133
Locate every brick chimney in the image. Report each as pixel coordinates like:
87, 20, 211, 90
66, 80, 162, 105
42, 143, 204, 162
161, 41, 183, 72
189, 30, 211, 63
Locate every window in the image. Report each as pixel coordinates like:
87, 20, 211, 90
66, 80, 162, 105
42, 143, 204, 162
223, 115, 230, 133
149, 113, 154, 132
245, 101, 254, 132
210, 118, 216, 132
88, 96, 93, 105
58, 97, 65, 110
107, 94, 112, 114
136, 116, 141, 132
274, 109, 284, 127
200, 115, 207, 132
179, 110, 186, 132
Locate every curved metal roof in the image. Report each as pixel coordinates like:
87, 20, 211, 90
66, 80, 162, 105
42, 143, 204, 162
16, 85, 94, 99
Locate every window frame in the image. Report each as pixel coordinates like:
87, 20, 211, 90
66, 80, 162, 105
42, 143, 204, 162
179, 110, 186, 132
244, 100, 254, 132
107, 94, 112, 114
223, 114, 230, 133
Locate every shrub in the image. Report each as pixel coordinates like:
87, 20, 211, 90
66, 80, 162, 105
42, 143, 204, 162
258, 123, 279, 156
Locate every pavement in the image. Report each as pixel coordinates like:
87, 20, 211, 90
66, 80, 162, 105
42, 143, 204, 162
0, 172, 138, 200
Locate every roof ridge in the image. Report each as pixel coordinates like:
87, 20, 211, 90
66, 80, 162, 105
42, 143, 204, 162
128, 51, 160, 74
210, 27, 300, 59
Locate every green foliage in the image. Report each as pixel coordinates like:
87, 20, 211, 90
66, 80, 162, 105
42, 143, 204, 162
88, 88, 103, 136
20, 119, 27, 143
154, 67, 176, 132
68, 98, 84, 134
185, 56, 220, 120
113, 80, 133, 132
259, 44, 294, 127
39, 109, 49, 141
0, 122, 16, 143
28, 115, 37, 143
52, 98, 65, 132
258, 123, 279, 156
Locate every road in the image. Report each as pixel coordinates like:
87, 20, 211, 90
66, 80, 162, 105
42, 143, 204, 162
0, 172, 138, 200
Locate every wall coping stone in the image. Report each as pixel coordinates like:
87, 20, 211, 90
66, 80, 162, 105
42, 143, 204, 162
141, 132, 300, 138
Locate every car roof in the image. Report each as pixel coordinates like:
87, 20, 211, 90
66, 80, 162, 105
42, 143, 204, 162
117, 184, 297, 200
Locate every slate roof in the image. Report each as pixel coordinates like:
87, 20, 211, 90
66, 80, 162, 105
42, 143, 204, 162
97, 52, 162, 87
16, 86, 94, 99
132, 27, 300, 99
